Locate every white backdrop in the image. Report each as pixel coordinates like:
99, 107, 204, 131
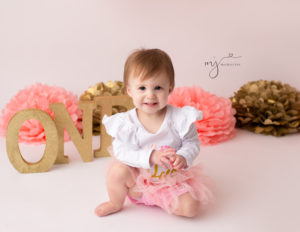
1, 0, 300, 110
0, 1, 300, 232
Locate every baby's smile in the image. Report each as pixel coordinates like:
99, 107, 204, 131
144, 102, 158, 107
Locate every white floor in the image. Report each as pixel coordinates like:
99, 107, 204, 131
0, 129, 299, 232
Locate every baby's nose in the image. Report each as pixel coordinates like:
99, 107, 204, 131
146, 90, 155, 98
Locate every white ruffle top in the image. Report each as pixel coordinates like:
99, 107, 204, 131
102, 104, 203, 171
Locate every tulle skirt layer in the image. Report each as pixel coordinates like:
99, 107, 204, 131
129, 164, 214, 213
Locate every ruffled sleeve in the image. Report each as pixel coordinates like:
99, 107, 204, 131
172, 106, 203, 139
102, 113, 138, 146
170, 105, 202, 168
102, 112, 152, 169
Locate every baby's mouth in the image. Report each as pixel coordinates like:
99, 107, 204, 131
144, 102, 158, 107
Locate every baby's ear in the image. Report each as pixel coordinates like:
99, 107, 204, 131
169, 86, 174, 94
126, 86, 132, 97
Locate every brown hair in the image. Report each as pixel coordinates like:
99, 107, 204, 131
123, 48, 175, 90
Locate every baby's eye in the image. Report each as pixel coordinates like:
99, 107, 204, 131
138, 86, 146, 90
154, 86, 162, 90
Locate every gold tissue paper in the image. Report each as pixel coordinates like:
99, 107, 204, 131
80, 81, 128, 135
231, 80, 300, 136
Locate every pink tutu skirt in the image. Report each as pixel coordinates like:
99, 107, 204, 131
107, 146, 214, 213
128, 163, 214, 213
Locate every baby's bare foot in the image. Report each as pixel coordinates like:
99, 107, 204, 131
94, 202, 122, 217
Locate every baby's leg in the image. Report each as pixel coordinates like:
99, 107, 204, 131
95, 162, 137, 217
170, 192, 200, 218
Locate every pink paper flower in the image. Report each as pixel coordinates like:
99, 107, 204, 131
168, 86, 236, 145
0, 83, 82, 144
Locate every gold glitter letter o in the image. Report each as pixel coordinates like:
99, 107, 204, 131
6, 109, 59, 173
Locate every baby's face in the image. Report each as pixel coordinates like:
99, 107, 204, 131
127, 72, 172, 116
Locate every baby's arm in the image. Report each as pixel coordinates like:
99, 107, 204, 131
112, 139, 153, 169
175, 124, 200, 168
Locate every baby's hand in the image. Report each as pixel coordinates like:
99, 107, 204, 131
169, 154, 187, 170
150, 148, 176, 169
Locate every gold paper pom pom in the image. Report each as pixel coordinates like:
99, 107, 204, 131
230, 80, 300, 136
80, 81, 127, 135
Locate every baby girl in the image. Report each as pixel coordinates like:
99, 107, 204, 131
95, 48, 213, 217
